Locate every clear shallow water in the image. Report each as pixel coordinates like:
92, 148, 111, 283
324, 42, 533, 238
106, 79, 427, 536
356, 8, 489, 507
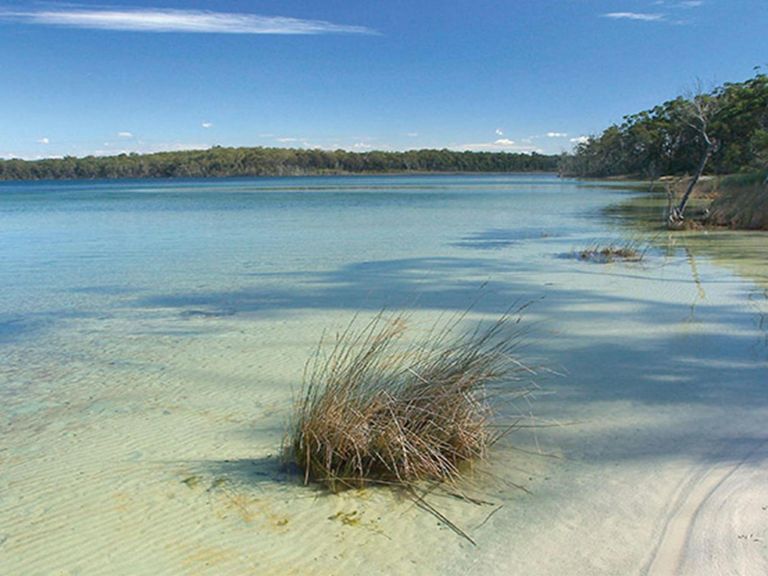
1, 175, 767, 575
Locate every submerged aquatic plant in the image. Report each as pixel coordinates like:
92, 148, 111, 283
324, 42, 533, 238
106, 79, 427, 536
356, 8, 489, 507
577, 238, 649, 263
286, 310, 533, 493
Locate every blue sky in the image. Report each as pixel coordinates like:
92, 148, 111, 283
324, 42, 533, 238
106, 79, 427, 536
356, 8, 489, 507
1, 0, 765, 159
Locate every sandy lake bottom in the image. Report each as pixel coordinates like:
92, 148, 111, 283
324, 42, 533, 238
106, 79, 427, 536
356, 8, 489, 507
1, 175, 767, 575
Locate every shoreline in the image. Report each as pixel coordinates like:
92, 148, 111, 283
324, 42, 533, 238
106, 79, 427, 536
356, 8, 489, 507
588, 172, 768, 231
0, 170, 560, 184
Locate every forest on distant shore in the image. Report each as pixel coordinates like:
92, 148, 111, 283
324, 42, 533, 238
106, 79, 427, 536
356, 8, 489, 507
559, 70, 768, 179
0, 147, 558, 181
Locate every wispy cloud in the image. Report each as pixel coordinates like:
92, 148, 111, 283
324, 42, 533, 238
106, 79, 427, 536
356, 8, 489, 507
495, 128, 504, 136
602, 1, 702, 26
201, 122, 213, 129
37, 137, 50, 144
117, 131, 133, 138
456, 138, 542, 153
0, 7, 377, 35
602, 12, 665, 22
570, 136, 589, 144
546, 131, 568, 138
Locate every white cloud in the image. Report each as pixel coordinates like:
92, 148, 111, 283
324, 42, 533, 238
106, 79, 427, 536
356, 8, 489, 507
546, 131, 568, 138
37, 137, 50, 144
352, 142, 373, 149
276, 137, 299, 143
87, 142, 210, 156
679, 1, 703, 7
201, 122, 213, 129
495, 128, 504, 136
602, 12, 665, 21
117, 131, 133, 138
405, 132, 419, 137
0, 7, 376, 35
15, 154, 53, 160
570, 136, 590, 144
456, 138, 542, 153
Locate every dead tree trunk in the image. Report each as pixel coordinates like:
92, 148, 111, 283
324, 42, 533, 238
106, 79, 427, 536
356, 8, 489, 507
667, 88, 720, 227
668, 138, 716, 224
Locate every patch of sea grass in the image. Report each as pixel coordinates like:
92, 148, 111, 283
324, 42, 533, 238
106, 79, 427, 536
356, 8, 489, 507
286, 309, 533, 494
577, 238, 649, 263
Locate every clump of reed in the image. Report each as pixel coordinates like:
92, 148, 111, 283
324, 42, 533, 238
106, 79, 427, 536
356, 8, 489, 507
287, 311, 531, 493
577, 239, 648, 263
705, 177, 768, 230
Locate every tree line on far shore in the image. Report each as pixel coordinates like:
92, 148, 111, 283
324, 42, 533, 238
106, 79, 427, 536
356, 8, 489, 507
0, 147, 558, 181
559, 70, 768, 180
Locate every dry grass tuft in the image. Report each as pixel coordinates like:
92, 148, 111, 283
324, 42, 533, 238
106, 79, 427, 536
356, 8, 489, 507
286, 310, 532, 493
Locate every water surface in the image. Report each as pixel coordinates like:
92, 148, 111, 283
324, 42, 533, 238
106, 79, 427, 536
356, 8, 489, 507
1, 175, 766, 575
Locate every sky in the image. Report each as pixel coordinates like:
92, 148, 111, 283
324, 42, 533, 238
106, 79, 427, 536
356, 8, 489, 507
0, 0, 766, 159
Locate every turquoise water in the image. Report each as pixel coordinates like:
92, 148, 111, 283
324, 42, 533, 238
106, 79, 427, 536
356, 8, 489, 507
1, 174, 766, 575
0, 174, 614, 346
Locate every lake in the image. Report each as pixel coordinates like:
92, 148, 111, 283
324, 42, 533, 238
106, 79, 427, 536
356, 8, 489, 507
1, 174, 766, 575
